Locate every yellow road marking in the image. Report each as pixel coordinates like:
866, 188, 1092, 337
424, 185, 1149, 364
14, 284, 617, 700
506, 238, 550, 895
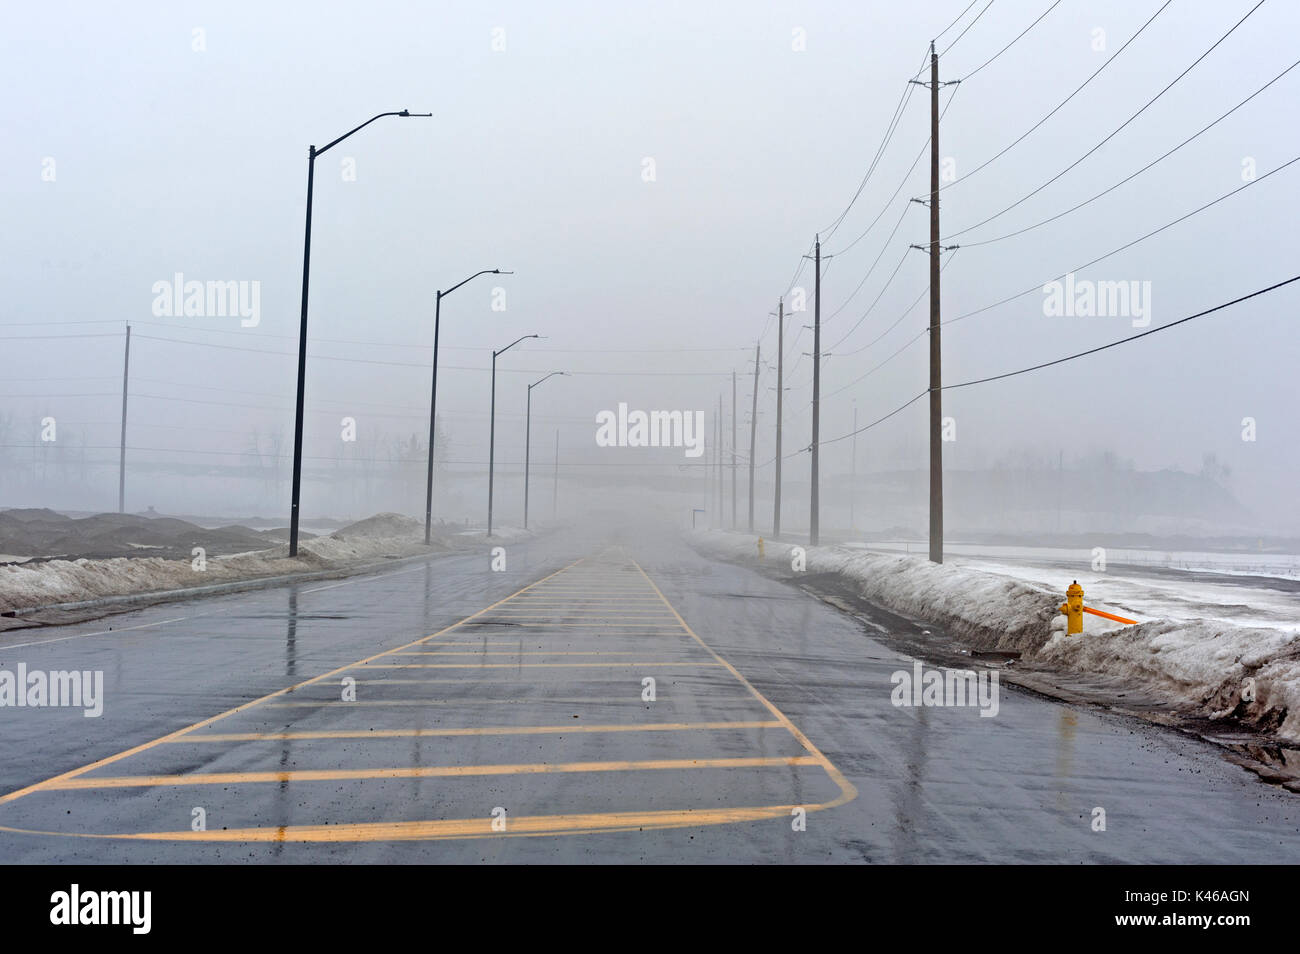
630, 557, 859, 812
488, 608, 681, 616
51, 756, 820, 790
391, 651, 699, 657
0, 803, 814, 843
328, 676, 739, 686
0, 559, 586, 807
169, 720, 785, 743
515, 599, 658, 603
417, 641, 524, 647
504, 600, 666, 605
521, 582, 650, 587
456, 622, 686, 629
356, 661, 721, 669
260, 697, 640, 708
0, 552, 858, 844
485, 612, 680, 618
508, 596, 664, 601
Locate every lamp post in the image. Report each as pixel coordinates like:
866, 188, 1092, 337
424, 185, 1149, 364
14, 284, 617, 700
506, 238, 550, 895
424, 268, 513, 545
288, 109, 431, 556
525, 372, 568, 530
488, 334, 540, 536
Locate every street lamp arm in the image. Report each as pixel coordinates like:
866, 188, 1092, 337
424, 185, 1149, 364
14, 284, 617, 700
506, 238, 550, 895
443, 268, 512, 299
528, 371, 569, 392
316, 110, 431, 157
495, 333, 540, 358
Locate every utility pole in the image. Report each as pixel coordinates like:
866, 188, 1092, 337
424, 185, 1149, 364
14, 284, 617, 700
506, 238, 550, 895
748, 341, 759, 532
928, 41, 944, 565
909, 46, 957, 563
810, 236, 822, 546
708, 408, 714, 527
716, 396, 723, 527
850, 400, 857, 532
772, 298, 784, 537
118, 323, 130, 513
552, 430, 559, 521
718, 394, 725, 525
710, 407, 716, 526
731, 371, 737, 529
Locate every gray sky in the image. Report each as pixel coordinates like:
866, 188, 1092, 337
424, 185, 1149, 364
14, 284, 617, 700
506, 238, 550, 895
2, 0, 1298, 531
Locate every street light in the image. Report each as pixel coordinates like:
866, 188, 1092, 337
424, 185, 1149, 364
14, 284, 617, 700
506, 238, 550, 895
424, 268, 513, 545
488, 334, 541, 536
524, 372, 568, 530
288, 109, 431, 556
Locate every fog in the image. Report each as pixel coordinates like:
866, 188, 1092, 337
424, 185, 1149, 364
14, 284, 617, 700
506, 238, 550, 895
3, 1, 1297, 541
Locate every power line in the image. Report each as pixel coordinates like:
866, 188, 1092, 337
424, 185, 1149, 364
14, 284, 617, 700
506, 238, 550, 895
0, 333, 121, 341
110, 320, 749, 354
944, 0, 1263, 240
829, 249, 958, 366
933, 0, 1173, 195
933, 0, 980, 43
2, 319, 745, 357
826, 247, 914, 349
954, 57, 1300, 249
959, 0, 1063, 81
0, 320, 125, 328
827, 85, 961, 259
945, 152, 1300, 329
825, 207, 914, 321
945, 274, 1300, 392
940, 0, 995, 56
0, 444, 730, 468
0, 376, 117, 382
759, 238, 818, 354
821, 46, 931, 242
128, 333, 732, 375
817, 274, 1300, 448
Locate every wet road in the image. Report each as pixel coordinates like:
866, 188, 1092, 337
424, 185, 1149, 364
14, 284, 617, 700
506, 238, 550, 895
1, 526, 1297, 863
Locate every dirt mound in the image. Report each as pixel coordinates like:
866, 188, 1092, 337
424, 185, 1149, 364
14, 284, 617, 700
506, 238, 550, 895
0, 508, 70, 523
0, 511, 275, 562
330, 513, 423, 541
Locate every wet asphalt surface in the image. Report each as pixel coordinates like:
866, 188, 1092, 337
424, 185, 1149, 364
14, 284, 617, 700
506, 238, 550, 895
1, 525, 1297, 863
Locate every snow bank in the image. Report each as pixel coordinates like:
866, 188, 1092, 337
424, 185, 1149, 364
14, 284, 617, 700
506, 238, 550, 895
0, 513, 437, 614
694, 530, 1300, 742
1037, 620, 1300, 739
696, 530, 1059, 654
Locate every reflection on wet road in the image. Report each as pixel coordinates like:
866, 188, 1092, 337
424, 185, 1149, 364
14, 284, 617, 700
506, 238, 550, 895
0, 528, 1296, 862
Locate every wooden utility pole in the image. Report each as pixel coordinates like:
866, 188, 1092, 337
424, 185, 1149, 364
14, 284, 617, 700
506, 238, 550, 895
908, 43, 957, 562
928, 41, 944, 564
716, 398, 723, 527
747, 341, 760, 532
810, 236, 822, 546
731, 371, 737, 528
118, 323, 131, 513
850, 400, 857, 532
773, 298, 784, 537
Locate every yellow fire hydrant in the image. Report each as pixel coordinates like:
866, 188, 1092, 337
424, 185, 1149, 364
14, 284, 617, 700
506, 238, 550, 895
757, 537, 765, 559
1059, 581, 1084, 635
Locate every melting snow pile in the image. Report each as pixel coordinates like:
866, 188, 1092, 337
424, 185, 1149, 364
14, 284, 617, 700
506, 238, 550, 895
0, 513, 435, 614
695, 530, 1300, 742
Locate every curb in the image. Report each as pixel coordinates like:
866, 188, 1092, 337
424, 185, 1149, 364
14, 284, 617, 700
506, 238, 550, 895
0, 547, 449, 621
